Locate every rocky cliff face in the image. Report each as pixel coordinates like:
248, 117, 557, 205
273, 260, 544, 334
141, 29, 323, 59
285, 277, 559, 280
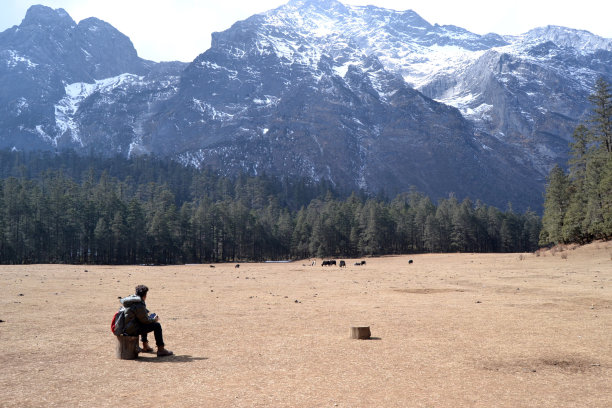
2, 1, 612, 211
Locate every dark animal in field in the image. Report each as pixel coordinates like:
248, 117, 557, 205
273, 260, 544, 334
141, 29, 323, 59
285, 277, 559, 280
330, 260, 336, 266
322, 260, 337, 266
409, 260, 413, 264
339, 260, 346, 267
209, 265, 215, 268
360, 260, 366, 265
235, 264, 240, 268
354, 262, 361, 266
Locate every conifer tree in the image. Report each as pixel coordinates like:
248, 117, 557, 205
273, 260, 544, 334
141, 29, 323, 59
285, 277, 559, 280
588, 77, 612, 154
540, 165, 570, 245
562, 125, 589, 242
585, 78, 612, 239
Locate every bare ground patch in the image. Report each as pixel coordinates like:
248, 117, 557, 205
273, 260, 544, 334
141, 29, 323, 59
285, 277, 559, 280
393, 288, 467, 294
481, 355, 605, 375
1, 243, 611, 407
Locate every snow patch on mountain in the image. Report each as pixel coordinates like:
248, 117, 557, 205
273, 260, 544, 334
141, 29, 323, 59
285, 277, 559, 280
4, 50, 38, 69
54, 73, 143, 145
253, 95, 280, 106
398, 45, 485, 89
35, 125, 53, 144
463, 103, 494, 122
192, 98, 235, 121
12, 98, 29, 116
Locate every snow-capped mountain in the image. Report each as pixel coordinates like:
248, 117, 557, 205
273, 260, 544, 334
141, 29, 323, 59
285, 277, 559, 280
0, 5, 184, 153
2, 1, 612, 211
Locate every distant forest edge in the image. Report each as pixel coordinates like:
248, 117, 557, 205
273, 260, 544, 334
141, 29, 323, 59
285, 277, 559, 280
540, 78, 612, 245
0, 150, 541, 264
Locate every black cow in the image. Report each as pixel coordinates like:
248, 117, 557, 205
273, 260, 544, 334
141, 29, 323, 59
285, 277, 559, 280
360, 260, 366, 265
235, 264, 240, 268
322, 260, 330, 266
339, 260, 346, 267
408, 259, 413, 264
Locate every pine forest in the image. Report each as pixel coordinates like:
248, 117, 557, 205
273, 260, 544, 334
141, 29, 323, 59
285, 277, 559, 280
0, 151, 540, 264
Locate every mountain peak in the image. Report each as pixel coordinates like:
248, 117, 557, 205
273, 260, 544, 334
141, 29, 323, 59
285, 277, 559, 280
78, 16, 128, 38
22, 5, 75, 28
287, 0, 348, 13
523, 25, 612, 52
288, 0, 342, 6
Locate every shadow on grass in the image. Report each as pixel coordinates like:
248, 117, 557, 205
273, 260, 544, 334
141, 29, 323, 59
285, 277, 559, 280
135, 354, 208, 363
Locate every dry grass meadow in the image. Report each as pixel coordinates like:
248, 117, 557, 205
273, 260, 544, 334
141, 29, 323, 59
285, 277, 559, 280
1, 241, 612, 407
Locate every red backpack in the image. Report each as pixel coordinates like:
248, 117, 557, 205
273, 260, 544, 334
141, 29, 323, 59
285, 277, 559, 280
110, 307, 126, 335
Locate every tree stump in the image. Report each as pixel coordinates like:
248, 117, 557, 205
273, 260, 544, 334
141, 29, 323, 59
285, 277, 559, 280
115, 335, 140, 359
350, 326, 371, 340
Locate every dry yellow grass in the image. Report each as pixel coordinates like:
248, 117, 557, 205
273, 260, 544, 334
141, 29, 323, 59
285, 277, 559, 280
1, 241, 611, 407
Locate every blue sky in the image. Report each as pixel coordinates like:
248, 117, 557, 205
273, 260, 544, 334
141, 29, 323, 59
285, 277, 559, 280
2, 0, 611, 62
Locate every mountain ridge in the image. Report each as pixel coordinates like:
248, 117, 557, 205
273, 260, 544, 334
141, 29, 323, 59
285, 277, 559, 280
2, 2, 612, 212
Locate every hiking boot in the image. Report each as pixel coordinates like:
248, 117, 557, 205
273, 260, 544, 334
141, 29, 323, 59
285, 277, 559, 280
141, 341, 154, 353
157, 347, 173, 357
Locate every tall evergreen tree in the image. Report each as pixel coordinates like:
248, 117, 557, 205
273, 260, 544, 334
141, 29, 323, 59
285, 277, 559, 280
584, 78, 612, 239
562, 125, 589, 242
540, 165, 570, 245
588, 77, 612, 154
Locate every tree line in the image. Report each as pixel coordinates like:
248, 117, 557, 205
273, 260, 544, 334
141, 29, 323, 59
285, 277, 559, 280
0, 151, 541, 264
540, 78, 612, 245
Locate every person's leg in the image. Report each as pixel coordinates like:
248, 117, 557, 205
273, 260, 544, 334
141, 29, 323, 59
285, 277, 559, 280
137, 322, 164, 347
141, 333, 154, 352
137, 323, 172, 356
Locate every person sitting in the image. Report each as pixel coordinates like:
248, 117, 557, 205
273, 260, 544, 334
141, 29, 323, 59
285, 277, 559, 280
121, 284, 173, 357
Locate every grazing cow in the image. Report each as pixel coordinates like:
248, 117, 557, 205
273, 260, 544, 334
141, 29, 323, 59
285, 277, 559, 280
339, 260, 346, 267
209, 265, 215, 268
330, 260, 337, 266
360, 260, 366, 265
408, 259, 413, 264
354, 262, 361, 266
321, 260, 330, 266
235, 264, 240, 268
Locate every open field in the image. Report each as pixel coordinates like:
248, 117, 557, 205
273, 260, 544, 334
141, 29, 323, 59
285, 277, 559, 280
1, 242, 612, 407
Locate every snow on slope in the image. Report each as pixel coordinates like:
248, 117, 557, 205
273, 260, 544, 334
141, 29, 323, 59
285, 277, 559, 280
3, 49, 38, 69
248, 1, 610, 120
520, 26, 612, 54
54, 74, 143, 145
246, 1, 498, 108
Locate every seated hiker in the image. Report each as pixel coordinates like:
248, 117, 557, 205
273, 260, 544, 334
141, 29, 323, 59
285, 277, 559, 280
121, 284, 173, 357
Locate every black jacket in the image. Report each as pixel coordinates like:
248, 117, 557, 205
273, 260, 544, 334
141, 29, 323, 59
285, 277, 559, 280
120, 295, 155, 335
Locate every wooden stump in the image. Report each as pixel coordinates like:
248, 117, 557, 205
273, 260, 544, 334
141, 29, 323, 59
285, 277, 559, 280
115, 335, 140, 359
350, 326, 371, 340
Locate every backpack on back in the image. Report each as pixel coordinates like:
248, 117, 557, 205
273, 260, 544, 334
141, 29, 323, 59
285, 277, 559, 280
111, 307, 126, 335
